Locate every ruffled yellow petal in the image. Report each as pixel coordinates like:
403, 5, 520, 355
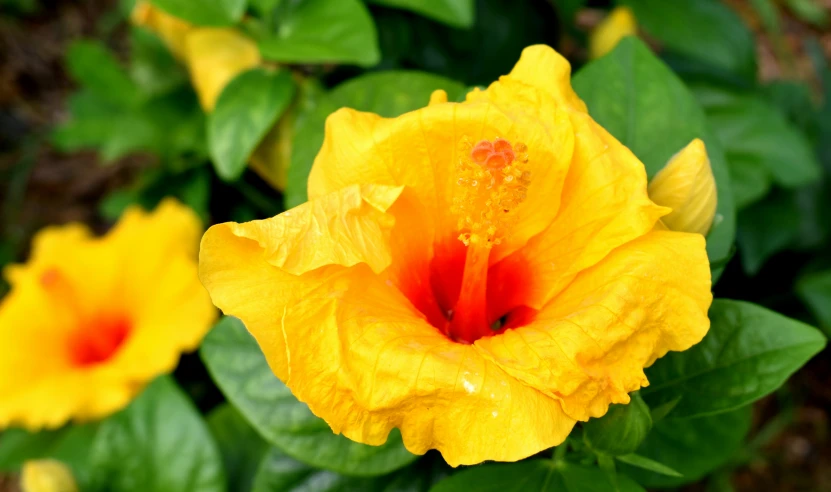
199, 44, 713, 466
308, 89, 575, 260
477, 231, 711, 421
475, 44, 587, 113
589, 7, 638, 60
184, 28, 261, 111
491, 111, 668, 309
21, 459, 78, 492
648, 138, 718, 235
0, 200, 215, 430
198, 186, 577, 466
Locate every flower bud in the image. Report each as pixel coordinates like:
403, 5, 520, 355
184, 28, 262, 111
131, 2, 192, 59
648, 138, 718, 235
589, 7, 638, 59
21, 460, 78, 492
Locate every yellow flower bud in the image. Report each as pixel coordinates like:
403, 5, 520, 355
589, 7, 638, 59
648, 138, 718, 235
131, 1, 193, 60
184, 28, 262, 111
20, 460, 78, 492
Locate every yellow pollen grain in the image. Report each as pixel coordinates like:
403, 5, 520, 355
451, 136, 530, 247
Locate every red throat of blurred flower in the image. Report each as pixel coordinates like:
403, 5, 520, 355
40, 268, 133, 367
439, 137, 531, 343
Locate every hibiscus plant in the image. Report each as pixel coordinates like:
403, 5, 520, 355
1, 0, 830, 491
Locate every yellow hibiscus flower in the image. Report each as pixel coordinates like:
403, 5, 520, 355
0, 200, 216, 430
199, 45, 713, 466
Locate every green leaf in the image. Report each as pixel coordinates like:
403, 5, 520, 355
786, 0, 829, 27
619, 406, 752, 488
285, 70, 466, 208
693, 87, 821, 207
736, 191, 803, 275
727, 158, 773, 210
615, 454, 682, 478
66, 40, 140, 108
0, 424, 99, 488
129, 26, 189, 99
259, 0, 380, 67
148, 0, 246, 26
208, 67, 295, 181
200, 317, 418, 476
430, 460, 644, 492
207, 404, 270, 492
584, 393, 652, 456
798, 269, 831, 336
368, 0, 474, 28
618, 0, 756, 81
89, 376, 226, 492
53, 86, 205, 163
252, 447, 445, 491
572, 37, 736, 281
641, 299, 826, 419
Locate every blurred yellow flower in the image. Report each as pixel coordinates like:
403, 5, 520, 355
131, 2, 261, 111
131, 1, 193, 59
589, 6, 638, 59
199, 45, 712, 466
648, 138, 718, 235
131, 2, 290, 188
21, 460, 78, 492
184, 28, 262, 111
0, 200, 216, 430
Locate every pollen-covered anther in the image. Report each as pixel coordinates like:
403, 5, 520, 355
451, 137, 530, 247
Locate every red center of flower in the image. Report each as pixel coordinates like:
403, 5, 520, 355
401, 238, 537, 344
401, 137, 535, 344
41, 268, 133, 367
69, 316, 133, 367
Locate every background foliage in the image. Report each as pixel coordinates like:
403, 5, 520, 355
2, 0, 831, 490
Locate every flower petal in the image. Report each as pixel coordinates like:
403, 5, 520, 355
476, 230, 712, 422
0, 200, 213, 430
485, 44, 587, 113
198, 184, 576, 466
491, 111, 668, 310
307, 95, 574, 261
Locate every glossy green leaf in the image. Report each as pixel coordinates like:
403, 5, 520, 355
430, 460, 644, 492
285, 71, 466, 208
252, 447, 445, 491
259, 0, 380, 67
736, 191, 803, 275
368, 0, 474, 27
200, 317, 418, 476
798, 269, 831, 336
66, 40, 140, 108
573, 37, 736, 281
615, 454, 681, 478
208, 67, 295, 181
642, 299, 826, 419
89, 376, 226, 492
618, 0, 756, 81
207, 404, 270, 492
620, 406, 752, 488
694, 88, 821, 208
148, 0, 246, 26
584, 393, 652, 456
